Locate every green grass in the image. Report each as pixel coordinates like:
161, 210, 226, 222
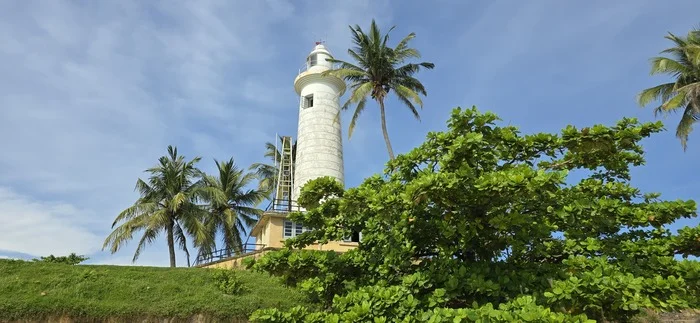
0, 259, 309, 321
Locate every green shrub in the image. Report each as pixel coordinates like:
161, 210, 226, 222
32, 253, 88, 265
212, 269, 248, 295
249, 107, 699, 322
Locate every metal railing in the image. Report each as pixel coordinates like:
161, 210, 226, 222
266, 198, 303, 213
194, 243, 266, 266
298, 62, 342, 75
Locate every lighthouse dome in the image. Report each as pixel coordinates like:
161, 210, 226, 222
305, 43, 334, 73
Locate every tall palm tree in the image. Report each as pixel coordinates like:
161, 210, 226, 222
637, 27, 700, 150
199, 158, 266, 258
323, 19, 434, 160
102, 146, 209, 267
249, 136, 297, 200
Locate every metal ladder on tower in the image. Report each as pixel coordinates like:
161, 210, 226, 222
274, 136, 294, 212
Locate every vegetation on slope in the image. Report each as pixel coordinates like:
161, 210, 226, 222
0, 259, 308, 321
248, 107, 700, 322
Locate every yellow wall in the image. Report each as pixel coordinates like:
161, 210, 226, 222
261, 216, 358, 251
202, 249, 273, 269
201, 240, 358, 270
301, 240, 358, 252
205, 212, 360, 270
264, 217, 286, 248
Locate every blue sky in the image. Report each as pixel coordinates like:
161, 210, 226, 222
0, 0, 698, 266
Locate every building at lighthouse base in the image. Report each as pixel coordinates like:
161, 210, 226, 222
197, 201, 360, 269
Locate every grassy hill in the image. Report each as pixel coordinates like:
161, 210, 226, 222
0, 259, 308, 322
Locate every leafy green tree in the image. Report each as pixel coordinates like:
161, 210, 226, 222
103, 146, 209, 267
250, 136, 297, 200
199, 158, 266, 258
33, 253, 88, 265
637, 27, 700, 150
249, 107, 700, 322
323, 19, 434, 160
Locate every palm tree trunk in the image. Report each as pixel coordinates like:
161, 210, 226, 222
379, 99, 395, 160
166, 219, 176, 267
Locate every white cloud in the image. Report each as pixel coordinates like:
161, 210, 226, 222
0, 187, 101, 257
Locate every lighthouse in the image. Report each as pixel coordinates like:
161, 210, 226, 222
292, 43, 347, 201
198, 43, 357, 267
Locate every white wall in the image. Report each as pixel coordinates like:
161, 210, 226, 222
293, 78, 344, 201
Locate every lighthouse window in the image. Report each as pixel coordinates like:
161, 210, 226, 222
343, 231, 362, 243
303, 94, 314, 108
283, 220, 308, 238
308, 54, 317, 67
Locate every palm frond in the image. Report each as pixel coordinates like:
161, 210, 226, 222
394, 84, 424, 108
394, 32, 416, 53
110, 202, 159, 228
170, 192, 187, 213
654, 91, 688, 116
637, 83, 677, 107
102, 210, 158, 254
677, 103, 700, 150
324, 68, 367, 80
393, 85, 423, 121
649, 57, 690, 76
348, 97, 368, 139
132, 227, 159, 263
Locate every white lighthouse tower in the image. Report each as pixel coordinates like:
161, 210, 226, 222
292, 43, 347, 201
201, 43, 357, 267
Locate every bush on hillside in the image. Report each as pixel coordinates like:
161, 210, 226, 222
32, 253, 89, 265
249, 106, 700, 322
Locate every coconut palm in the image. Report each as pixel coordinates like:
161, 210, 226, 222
249, 136, 297, 200
637, 27, 700, 150
323, 19, 434, 160
102, 146, 209, 267
199, 158, 266, 258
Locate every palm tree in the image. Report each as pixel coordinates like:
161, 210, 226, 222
249, 136, 297, 200
323, 19, 434, 160
199, 158, 266, 258
102, 146, 209, 267
637, 27, 700, 150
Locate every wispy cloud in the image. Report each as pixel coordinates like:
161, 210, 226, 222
0, 187, 101, 256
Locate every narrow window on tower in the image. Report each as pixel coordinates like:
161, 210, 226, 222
308, 54, 317, 67
303, 94, 314, 108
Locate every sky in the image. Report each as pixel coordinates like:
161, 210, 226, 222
0, 0, 698, 267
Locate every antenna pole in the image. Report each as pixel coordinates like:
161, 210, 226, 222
274, 132, 278, 169
273, 132, 278, 207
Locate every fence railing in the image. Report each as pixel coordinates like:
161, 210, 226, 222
194, 243, 266, 266
298, 62, 342, 75
266, 198, 303, 213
